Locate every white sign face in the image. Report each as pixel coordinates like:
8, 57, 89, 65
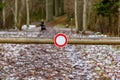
54, 33, 68, 48
56, 36, 66, 45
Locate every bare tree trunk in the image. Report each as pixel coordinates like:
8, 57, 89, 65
46, 0, 54, 22
77, 0, 83, 31
17, 0, 25, 30
14, 0, 18, 29
55, 0, 59, 17
118, 8, 120, 36
60, 0, 64, 15
26, 0, 30, 27
70, 18, 73, 32
2, 0, 5, 27
59, 0, 64, 16
83, 0, 87, 32
54, 0, 64, 17
75, 0, 79, 33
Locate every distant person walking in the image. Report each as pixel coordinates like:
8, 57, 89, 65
40, 19, 46, 31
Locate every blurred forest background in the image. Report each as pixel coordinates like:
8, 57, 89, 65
0, 0, 120, 36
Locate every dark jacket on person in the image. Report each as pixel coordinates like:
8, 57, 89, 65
40, 21, 46, 31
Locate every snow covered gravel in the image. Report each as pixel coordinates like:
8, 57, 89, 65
0, 29, 119, 80
0, 44, 119, 80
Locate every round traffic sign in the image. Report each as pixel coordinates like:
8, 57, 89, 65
54, 33, 68, 47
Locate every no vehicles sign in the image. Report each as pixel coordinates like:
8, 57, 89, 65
54, 33, 68, 48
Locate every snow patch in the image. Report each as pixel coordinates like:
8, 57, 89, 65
22, 25, 36, 30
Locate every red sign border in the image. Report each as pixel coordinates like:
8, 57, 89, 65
54, 33, 68, 47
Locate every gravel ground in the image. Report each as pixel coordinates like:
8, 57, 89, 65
0, 28, 119, 80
